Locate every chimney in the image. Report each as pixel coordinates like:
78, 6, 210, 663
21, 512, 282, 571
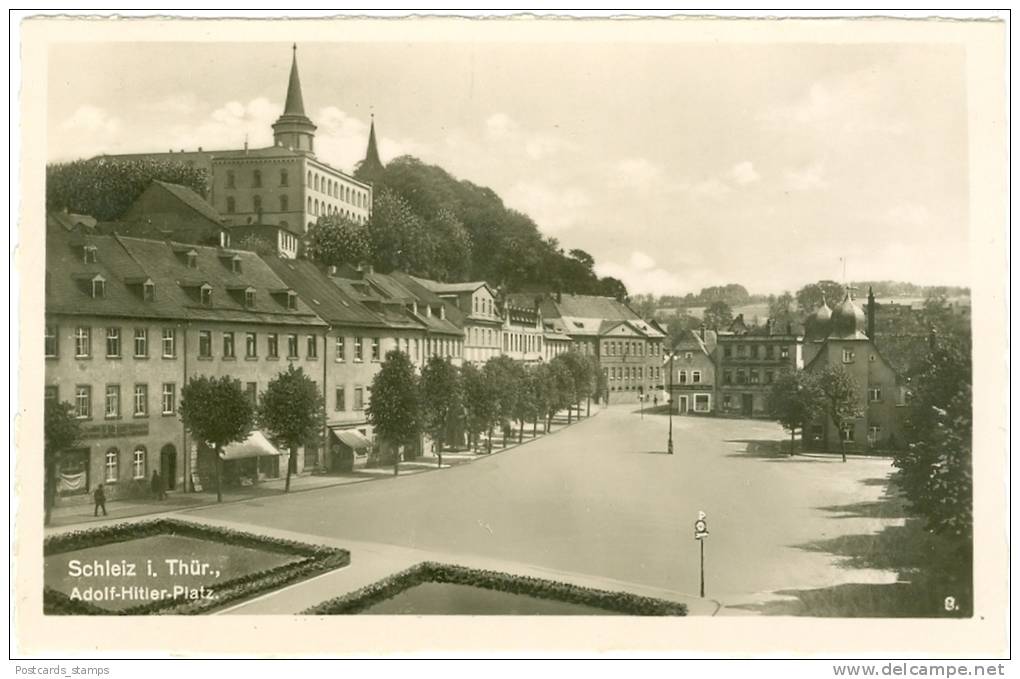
699, 324, 706, 341
440, 305, 446, 320
786, 322, 793, 335
198, 146, 203, 152
867, 286, 876, 341
767, 318, 775, 336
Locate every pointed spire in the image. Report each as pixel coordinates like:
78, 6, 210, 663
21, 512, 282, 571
358, 112, 386, 181
284, 44, 307, 116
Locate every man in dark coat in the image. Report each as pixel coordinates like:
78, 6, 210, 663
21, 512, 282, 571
151, 470, 166, 500
93, 484, 107, 517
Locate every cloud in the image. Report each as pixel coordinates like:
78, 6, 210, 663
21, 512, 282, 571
164, 97, 280, 152
729, 160, 760, 185
595, 251, 686, 296
485, 112, 519, 140
503, 181, 590, 234
482, 112, 576, 162
782, 162, 828, 191
683, 177, 732, 199
616, 157, 664, 189
60, 105, 121, 136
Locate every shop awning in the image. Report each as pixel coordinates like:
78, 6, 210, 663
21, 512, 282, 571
329, 427, 372, 450
219, 430, 281, 460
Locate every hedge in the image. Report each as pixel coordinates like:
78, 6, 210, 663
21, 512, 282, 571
44, 518, 349, 615
303, 562, 688, 616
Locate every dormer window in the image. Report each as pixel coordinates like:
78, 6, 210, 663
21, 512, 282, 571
231, 256, 241, 274
143, 281, 155, 301
186, 250, 198, 268
200, 284, 212, 306
287, 291, 298, 310
91, 276, 106, 299
82, 245, 98, 264
244, 289, 256, 308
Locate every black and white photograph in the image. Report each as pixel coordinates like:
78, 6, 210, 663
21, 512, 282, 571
12, 12, 1009, 660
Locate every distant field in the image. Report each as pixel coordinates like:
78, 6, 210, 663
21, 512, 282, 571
661, 302, 771, 322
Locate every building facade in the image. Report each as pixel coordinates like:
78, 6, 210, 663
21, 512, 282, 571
714, 315, 802, 418
669, 329, 716, 414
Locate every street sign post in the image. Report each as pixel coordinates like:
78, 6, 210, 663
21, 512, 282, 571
694, 511, 709, 598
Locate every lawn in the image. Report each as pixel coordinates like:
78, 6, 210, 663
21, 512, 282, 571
45, 534, 301, 612
359, 582, 624, 615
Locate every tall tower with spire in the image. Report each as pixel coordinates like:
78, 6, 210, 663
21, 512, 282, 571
358, 113, 386, 182
272, 44, 317, 154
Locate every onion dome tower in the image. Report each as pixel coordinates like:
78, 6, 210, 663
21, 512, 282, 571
804, 294, 833, 341
829, 287, 868, 340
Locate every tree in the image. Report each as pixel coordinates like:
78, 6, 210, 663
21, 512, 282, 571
306, 213, 373, 268
420, 356, 462, 467
461, 361, 498, 453
814, 365, 862, 462
179, 376, 254, 502
366, 350, 422, 475
258, 364, 324, 492
46, 158, 208, 221
768, 291, 798, 328
766, 371, 824, 455
702, 301, 734, 330
44, 400, 81, 525
895, 328, 972, 541
546, 356, 576, 428
796, 280, 846, 314
483, 356, 524, 448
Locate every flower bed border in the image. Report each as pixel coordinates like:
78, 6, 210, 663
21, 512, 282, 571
303, 562, 688, 616
44, 518, 350, 615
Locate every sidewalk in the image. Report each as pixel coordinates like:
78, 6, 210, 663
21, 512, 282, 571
47, 409, 599, 532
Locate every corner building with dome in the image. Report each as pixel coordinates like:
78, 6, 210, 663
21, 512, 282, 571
801, 287, 908, 452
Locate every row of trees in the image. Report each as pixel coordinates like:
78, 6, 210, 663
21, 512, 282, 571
368, 351, 606, 473
44, 364, 323, 523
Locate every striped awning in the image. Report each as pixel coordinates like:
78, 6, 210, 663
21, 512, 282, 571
329, 427, 372, 450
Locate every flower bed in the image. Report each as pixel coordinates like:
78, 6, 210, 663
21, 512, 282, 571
44, 518, 349, 615
303, 562, 688, 616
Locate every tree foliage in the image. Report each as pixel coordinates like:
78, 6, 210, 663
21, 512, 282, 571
258, 364, 324, 491
767, 370, 824, 453
895, 329, 972, 541
702, 301, 734, 330
796, 280, 846, 313
814, 365, 863, 462
44, 399, 81, 524
306, 213, 373, 268
420, 356, 463, 456
179, 375, 255, 502
461, 361, 498, 452
366, 350, 422, 465
46, 158, 208, 221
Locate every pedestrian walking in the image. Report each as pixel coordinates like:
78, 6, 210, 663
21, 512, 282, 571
93, 484, 107, 517
151, 470, 166, 500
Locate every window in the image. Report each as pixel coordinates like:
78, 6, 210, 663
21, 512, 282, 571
92, 278, 106, 299
736, 370, 747, 385
842, 349, 856, 363
161, 328, 176, 358
105, 449, 119, 482
133, 384, 148, 416
869, 386, 882, 402
245, 332, 257, 358
200, 286, 212, 306
287, 292, 298, 310
354, 337, 364, 361
104, 384, 120, 418
279, 195, 288, 211
245, 382, 257, 406
161, 383, 176, 415
75, 385, 91, 419
335, 336, 345, 361
105, 328, 121, 357
132, 447, 147, 479
226, 196, 236, 213
335, 386, 346, 411
723, 345, 732, 358
766, 345, 775, 359
244, 289, 256, 308
353, 386, 364, 411
226, 170, 235, 188
371, 337, 381, 361
723, 370, 733, 385
750, 370, 760, 385
83, 245, 97, 264
765, 370, 774, 385
694, 394, 710, 412
253, 169, 262, 188
267, 333, 279, 358
723, 395, 732, 408
253, 195, 262, 213
780, 346, 790, 359
198, 331, 212, 358
280, 169, 288, 186
230, 257, 242, 274
133, 328, 148, 357
143, 281, 155, 301
307, 335, 318, 359
868, 425, 881, 445
287, 334, 299, 358
45, 385, 59, 403
692, 371, 702, 384
186, 252, 198, 268
45, 324, 58, 357
223, 332, 235, 358
840, 423, 855, 442
678, 370, 687, 384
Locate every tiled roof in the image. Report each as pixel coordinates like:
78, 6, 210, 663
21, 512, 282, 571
411, 277, 491, 295
260, 256, 388, 329
389, 272, 467, 329
551, 293, 641, 321
149, 180, 223, 226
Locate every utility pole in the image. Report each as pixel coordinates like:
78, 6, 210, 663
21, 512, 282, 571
667, 351, 675, 454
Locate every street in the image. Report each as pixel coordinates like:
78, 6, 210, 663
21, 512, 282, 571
185, 405, 900, 608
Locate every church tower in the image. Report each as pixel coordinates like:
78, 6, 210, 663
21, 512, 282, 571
358, 114, 386, 182
272, 45, 317, 154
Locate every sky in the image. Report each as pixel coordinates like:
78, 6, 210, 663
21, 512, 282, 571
46, 41, 970, 295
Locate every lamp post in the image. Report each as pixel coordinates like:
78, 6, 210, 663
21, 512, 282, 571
667, 350, 675, 455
